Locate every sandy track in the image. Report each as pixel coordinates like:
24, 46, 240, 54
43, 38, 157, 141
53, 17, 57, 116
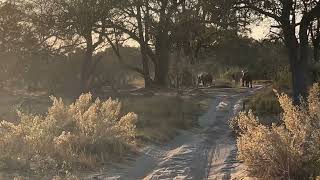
88, 86, 263, 180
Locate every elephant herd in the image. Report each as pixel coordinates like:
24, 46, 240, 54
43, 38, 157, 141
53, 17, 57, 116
197, 70, 253, 88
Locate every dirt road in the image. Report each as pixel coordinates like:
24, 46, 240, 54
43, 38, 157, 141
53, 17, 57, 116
88, 86, 263, 180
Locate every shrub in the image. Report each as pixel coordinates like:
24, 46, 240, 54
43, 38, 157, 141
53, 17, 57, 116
247, 88, 281, 116
219, 66, 242, 81
0, 93, 137, 174
233, 84, 320, 179
273, 66, 292, 90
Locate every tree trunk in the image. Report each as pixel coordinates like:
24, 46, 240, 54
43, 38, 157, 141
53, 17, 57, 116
80, 51, 92, 93
153, 0, 170, 87
136, 4, 152, 88
80, 37, 94, 93
141, 49, 152, 88
283, 25, 309, 104
298, 16, 313, 97
290, 53, 309, 104
154, 32, 170, 87
314, 39, 320, 62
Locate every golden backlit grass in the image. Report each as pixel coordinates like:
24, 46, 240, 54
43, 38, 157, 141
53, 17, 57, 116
0, 93, 137, 174
231, 84, 320, 179
121, 95, 203, 143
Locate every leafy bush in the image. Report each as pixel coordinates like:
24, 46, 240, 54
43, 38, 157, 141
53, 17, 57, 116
0, 93, 137, 174
232, 84, 320, 179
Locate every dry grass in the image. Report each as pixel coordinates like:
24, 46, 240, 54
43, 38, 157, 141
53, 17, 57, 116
231, 84, 320, 179
121, 95, 204, 143
0, 88, 207, 178
0, 93, 137, 176
246, 88, 281, 116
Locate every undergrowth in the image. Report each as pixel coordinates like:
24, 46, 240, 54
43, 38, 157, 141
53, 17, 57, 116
122, 96, 203, 143
0, 93, 137, 175
231, 84, 320, 179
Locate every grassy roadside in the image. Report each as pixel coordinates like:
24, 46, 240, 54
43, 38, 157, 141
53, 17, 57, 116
121, 90, 210, 144
232, 83, 320, 179
0, 88, 211, 179
242, 82, 282, 125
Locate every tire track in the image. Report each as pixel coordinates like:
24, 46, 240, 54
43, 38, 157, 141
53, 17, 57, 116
89, 86, 263, 180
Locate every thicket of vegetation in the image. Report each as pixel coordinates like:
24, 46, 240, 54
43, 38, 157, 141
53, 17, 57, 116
231, 84, 320, 179
0, 93, 137, 174
0, 0, 305, 95
1, 0, 320, 178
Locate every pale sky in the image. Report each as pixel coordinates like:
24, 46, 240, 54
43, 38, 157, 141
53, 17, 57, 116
249, 18, 273, 40
125, 19, 273, 47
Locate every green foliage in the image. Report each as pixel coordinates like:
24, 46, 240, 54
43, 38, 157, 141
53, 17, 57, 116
204, 37, 288, 81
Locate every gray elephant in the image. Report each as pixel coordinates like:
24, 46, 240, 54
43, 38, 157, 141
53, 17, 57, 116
241, 70, 253, 88
197, 73, 213, 87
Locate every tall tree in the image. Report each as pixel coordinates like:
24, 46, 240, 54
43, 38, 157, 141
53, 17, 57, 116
112, 0, 183, 87
28, 0, 117, 93
236, 0, 320, 104
112, 0, 241, 87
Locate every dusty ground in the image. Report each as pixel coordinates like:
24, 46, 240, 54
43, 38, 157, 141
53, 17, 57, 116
0, 84, 263, 180
86, 85, 263, 180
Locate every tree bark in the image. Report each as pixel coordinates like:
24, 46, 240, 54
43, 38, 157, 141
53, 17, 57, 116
154, 31, 170, 86
282, 23, 309, 104
136, 4, 152, 88
311, 19, 320, 62
80, 34, 95, 93
154, 0, 170, 87
80, 48, 93, 93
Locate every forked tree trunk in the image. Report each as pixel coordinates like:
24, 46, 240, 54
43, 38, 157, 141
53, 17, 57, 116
136, 4, 152, 88
283, 26, 303, 104
283, 23, 311, 104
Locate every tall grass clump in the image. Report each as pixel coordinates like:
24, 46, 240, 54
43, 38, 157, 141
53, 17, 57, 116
247, 88, 281, 116
233, 84, 320, 179
0, 93, 137, 174
273, 66, 292, 90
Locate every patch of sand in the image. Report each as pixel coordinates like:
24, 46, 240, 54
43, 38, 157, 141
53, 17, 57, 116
87, 86, 264, 180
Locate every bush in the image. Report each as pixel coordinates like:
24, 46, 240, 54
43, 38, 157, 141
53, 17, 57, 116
273, 66, 292, 90
247, 88, 281, 116
0, 93, 137, 174
219, 66, 242, 81
232, 84, 320, 179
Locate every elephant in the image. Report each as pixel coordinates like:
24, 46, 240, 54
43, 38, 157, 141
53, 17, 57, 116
241, 70, 253, 88
197, 73, 213, 87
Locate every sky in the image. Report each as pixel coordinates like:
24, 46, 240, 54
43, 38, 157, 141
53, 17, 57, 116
248, 18, 273, 40
125, 22, 272, 47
